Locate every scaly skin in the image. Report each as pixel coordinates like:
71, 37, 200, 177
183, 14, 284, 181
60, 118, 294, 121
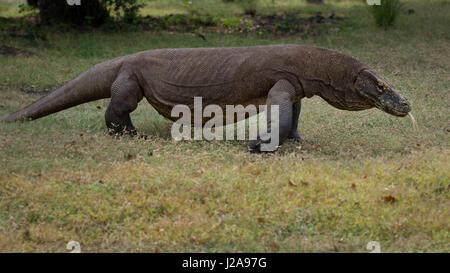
0, 45, 411, 152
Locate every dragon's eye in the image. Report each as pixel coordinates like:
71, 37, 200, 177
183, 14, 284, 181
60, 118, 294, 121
376, 82, 385, 93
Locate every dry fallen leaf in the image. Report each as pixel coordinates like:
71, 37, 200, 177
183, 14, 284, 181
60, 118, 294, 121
350, 183, 357, 189
270, 243, 280, 251
383, 195, 397, 203
301, 180, 309, 186
288, 179, 297, 187
257, 217, 265, 223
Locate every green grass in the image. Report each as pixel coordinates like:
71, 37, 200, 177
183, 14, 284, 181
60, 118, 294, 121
0, 0, 449, 252
371, 0, 404, 30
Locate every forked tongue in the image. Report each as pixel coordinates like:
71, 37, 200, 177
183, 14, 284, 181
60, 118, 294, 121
407, 112, 419, 132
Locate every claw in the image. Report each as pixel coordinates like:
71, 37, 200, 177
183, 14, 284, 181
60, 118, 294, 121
247, 140, 262, 153
290, 136, 303, 143
138, 134, 149, 140
247, 139, 278, 153
288, 131, 303, 143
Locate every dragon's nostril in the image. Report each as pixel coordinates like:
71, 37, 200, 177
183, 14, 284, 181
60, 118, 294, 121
401, 100, 411, 112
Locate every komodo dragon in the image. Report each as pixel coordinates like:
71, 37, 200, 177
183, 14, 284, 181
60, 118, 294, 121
0, 44, 411, 152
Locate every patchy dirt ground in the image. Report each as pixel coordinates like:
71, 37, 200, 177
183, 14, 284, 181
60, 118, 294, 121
138, 12, 343, 36
0, 45, 37, 56
0, 11, 343, 42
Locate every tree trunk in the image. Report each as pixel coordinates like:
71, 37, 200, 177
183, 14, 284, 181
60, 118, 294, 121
28, 0, 109, 26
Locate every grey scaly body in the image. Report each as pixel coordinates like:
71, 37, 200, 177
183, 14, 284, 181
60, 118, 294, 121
0, 45, 411, 152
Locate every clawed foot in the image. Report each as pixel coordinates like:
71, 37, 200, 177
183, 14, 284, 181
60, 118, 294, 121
247, 139, 263, 153
108, 128, 148, 140
247, 139, 279, 154
288, 131, 303, 143
137, 134, 149, 140
108, 129, 136, 137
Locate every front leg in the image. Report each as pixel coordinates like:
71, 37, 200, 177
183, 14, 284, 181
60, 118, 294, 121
287, 100, 303, 143
248, 79, 296, 153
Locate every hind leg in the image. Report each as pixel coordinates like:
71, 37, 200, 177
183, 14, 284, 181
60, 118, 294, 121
105, 73, 143, 136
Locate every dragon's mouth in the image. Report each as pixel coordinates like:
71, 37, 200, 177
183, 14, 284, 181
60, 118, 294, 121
363, 91, 411, 117
373, 100, 411, 117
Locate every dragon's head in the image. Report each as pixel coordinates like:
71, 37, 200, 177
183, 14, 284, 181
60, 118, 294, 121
354, 69, 411, 117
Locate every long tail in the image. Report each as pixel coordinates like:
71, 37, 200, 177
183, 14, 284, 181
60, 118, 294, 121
0, 56, 125, 122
